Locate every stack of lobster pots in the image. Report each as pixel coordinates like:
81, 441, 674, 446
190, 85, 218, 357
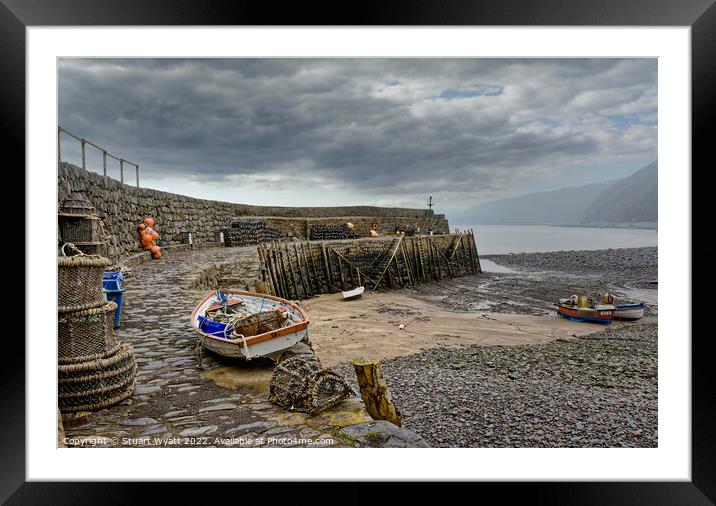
223, 219, 281, 246
309, 223, 355, 241
58, 194, 110, 257
57, 245, 137, 413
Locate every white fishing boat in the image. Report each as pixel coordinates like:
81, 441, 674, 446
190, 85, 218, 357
191, 289, 309, 360
342, 286, 365, 301
613, 303, 645, 320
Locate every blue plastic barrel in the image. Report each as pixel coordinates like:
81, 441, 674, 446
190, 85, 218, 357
103, 271, 125, 328
102, 271, 124, 291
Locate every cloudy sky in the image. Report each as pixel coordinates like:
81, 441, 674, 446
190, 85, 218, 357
58, 58, 657, 217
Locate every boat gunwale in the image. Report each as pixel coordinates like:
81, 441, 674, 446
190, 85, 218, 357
191, 289, 310, 347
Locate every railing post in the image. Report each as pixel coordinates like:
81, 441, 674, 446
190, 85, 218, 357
120, 159, 124, 184
57, 127, 61, 164
80, 139, 86, 170
103, 151, 107, 177
136, 165, 139, 187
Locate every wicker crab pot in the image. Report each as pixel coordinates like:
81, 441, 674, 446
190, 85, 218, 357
58, 245, 112, 313
58, 343, 137, 413
58, 301, 120, 363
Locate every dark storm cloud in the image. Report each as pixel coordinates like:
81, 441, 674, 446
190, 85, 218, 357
58, 58, 657, 203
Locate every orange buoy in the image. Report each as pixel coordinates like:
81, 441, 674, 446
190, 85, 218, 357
150, 230, 158, 240
138, 223, 146, 231
150, 245, 160, 254
145, 217, 155, 227
152, 251, 161, 260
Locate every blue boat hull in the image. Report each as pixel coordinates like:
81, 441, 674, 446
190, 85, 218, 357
557, 312, 612, 324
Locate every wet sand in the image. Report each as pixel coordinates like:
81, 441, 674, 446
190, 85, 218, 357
302, 290, 608, 368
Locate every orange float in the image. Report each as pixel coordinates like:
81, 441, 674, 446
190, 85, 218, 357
145, 217, 155, 227
138, 223, 146, 231
150, 230, 159, 240
150, 245, 160, 255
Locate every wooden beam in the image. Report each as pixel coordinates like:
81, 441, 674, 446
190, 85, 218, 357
352, 358, 402, 427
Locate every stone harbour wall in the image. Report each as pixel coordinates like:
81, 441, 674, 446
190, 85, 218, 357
58, 163, 450, 259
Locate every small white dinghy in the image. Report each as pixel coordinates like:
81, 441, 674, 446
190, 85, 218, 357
613, 303, 645, 320
342, 286, 365, 301
191, 289, 309, 361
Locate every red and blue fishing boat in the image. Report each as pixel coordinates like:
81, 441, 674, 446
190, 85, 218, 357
556, 295, 614, 324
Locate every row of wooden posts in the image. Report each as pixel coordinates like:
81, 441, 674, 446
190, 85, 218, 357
257, 231, 481, 300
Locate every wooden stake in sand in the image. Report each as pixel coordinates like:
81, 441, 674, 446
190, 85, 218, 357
352, 358, 402, 426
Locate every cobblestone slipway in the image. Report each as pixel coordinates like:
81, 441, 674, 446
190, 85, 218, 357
62, 247, 377, 448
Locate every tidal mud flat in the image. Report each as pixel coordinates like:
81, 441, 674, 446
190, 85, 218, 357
408, 247, 658, 316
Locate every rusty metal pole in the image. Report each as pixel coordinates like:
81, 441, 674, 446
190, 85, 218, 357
80, 139, 86, 170
120, 159, 124, 184
102, 150, 107, 177
136, 164, 139, 187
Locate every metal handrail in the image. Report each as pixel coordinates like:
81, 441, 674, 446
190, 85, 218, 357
58, 126, 140, 187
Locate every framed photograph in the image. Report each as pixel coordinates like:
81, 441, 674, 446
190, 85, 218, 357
6, 0, 710, 501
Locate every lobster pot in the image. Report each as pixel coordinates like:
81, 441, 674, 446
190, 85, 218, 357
309, 223, 353, 241
59, 215, 104, 244
58, 301, 119, 362
58, 254, 112, 312
224, 220, 281, 246
58, 343, 137, 413
268, 357, 354, 415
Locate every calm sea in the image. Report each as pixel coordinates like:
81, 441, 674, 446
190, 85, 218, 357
453, 224, 657, 255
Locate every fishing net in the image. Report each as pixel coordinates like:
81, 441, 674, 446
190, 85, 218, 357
209, 308, 288, 337
268, 356, 355, 415
58, 301, 119, 362
58, 342, 137, 413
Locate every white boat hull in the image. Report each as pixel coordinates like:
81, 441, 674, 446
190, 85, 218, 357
200, 327, 308, 360
613, 304, 645, 320
342, 286, 365, 300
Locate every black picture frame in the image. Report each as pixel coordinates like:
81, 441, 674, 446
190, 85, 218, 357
4, 0, 709, 502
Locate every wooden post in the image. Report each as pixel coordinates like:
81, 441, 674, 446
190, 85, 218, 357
274, 242, 288, 298
307, 241, 321, 293
471, 229, 482, 272
400, 241, 413, 286
293, 242, 310, 298
299, 242, 315, 296
352, 358, 402, 427
337, 252, 347, 290
260, 245, 277, 296
283, 241, 299, 299
267, 245, 281, 298
321, 242, 334, 292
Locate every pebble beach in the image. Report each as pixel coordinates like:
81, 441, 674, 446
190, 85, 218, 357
337, 247, 658, 447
